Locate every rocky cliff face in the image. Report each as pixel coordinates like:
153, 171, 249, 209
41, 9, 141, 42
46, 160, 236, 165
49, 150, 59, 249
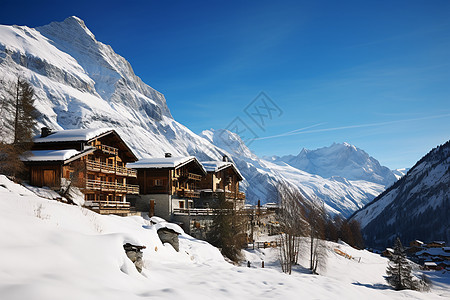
351, 141, 450, 248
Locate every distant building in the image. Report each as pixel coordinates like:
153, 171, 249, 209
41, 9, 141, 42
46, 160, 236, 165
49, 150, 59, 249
127, 154, 206, 220
198, 156, 245, 209
426, 241, 446, 248
410, 240, 424, 248
382, 248, 394, 258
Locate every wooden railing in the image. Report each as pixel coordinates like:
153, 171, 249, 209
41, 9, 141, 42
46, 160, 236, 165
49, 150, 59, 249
173, 208, 218, 215
85, 201, 130, 214
200, 190, 244, 200
85, 179, 139, 194
177, 189, 201, 198
86, 160, 137, 177
95, 144, 119, 156
237, 191, 246, 200
179, 172, 203, 181
247, 241, 279, 249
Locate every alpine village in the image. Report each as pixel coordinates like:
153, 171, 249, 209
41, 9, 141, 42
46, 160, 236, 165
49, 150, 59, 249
0, 10, 449, 300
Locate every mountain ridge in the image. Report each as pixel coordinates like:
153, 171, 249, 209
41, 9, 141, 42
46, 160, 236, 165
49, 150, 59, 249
350, 140, 450, 248
0, 16, 398, 217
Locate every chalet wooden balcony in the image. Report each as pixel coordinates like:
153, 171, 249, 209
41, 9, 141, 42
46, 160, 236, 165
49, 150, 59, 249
177, 189, 200, 198
85, 200, 130, 215
201, 190, 245, 200
85, 179, 139, 194
179, 172, 203, 181
86, 160, 137, 177
237, 191, 246, 200
95, 144, 119, 156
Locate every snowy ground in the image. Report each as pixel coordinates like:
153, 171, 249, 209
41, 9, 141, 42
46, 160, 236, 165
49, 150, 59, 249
0, 175, 449, 300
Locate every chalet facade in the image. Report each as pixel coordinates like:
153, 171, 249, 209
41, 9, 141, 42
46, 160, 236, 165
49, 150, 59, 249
127, 154, 207, 220
198, 156, 245, 209
22, 128, 139, 215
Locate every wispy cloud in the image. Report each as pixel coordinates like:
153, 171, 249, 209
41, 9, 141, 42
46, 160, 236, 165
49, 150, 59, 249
254, 114, 450, 141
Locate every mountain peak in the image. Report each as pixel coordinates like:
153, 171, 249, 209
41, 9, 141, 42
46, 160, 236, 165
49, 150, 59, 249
38, 16, 96, 42
277, 142, 397, 186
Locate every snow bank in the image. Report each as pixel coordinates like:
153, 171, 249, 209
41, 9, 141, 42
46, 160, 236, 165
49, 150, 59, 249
0, 175, 448, 299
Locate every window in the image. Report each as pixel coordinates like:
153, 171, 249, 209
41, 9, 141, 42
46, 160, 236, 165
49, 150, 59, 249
154, 179, 163, 186
179, 201, 184, 209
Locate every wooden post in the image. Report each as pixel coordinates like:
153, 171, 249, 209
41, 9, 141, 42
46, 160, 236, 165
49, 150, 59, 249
149, 199, 155, 217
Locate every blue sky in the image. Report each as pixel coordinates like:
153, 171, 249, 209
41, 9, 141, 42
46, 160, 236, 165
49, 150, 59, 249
1, 0, 449, 169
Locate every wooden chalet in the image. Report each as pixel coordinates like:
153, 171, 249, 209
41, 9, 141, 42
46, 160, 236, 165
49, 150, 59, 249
127, 154, 207, 219
198, 156, 245, 209
22, 127, 139, 215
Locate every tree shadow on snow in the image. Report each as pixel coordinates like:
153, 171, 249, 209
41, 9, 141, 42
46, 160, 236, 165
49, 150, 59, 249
352, 282, 391, 290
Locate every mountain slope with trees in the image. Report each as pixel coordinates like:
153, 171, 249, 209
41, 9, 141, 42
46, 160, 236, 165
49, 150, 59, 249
351, 140, 450, 248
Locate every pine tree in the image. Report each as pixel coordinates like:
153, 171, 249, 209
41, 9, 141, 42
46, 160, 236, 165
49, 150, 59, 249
13, 78, 37, 149
207, 193, 247, 263
0, 77, 38, 177
386, 237, 414, 290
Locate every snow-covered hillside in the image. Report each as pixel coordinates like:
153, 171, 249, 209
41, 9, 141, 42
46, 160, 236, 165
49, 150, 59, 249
351, 141, 450, 248
272, 143, 397, 186
1, 175, 448, 300
0, 16, 392, 216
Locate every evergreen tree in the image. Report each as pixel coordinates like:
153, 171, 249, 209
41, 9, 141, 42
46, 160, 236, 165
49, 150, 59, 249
13, 78, 37, 149
0, 77, 38, 178
207, 193, 247, 263
386, 237, 414, 290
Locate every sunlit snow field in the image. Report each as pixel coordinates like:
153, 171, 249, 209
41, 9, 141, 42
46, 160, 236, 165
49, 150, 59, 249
0, 175, 448, 300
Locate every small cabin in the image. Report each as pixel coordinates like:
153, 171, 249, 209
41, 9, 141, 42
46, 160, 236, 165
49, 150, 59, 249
382, 248, 394, 258
426, 241, 446, 248
410, 240, 424, 248
198, 156, 245, 209
127, 154, 206, 219
22, 127, 138, 215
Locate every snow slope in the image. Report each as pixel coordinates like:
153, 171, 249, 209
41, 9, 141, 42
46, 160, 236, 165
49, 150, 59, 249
0, 16, 390, 216
0, 175, 448, 300
351, 141, 450, 248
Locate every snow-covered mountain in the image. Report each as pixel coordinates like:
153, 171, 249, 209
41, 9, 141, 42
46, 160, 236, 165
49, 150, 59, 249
392, 168, 410, 180
351, 141, 450, 248
202, 130, 386, 217
271, 143, 397, 186
0, 16, 390, 217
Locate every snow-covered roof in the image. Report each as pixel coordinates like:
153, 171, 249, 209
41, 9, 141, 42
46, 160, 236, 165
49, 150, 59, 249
21, 147, 96, 163
129, 156, 206, 174
23, 149, 80, 161
201, 161, 243, 180
34, 128, 114, 143
416, 247, 450, 257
